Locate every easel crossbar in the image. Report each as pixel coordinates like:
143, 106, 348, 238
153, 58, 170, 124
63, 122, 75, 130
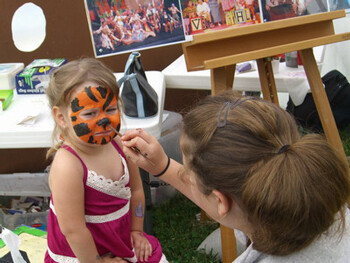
204, 33, 350, 69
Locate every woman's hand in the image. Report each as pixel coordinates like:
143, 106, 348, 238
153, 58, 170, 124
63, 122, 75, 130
131, 230, 152, 262
121, 129, 169, 176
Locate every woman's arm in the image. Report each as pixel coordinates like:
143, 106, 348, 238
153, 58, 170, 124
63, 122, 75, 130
121, 129, 197, 206
49, 150, 102, 263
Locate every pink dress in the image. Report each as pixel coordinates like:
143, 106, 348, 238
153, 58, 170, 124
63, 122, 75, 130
45, 141, 166, 263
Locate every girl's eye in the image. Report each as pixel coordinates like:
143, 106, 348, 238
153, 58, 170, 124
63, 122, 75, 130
79, 110, 99, 119
83, 112, 96, 117
106, 107, 118, 113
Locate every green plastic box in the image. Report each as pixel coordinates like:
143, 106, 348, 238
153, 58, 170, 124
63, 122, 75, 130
0, 89, 13, 110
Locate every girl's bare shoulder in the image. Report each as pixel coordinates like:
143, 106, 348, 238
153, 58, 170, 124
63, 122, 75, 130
49, 147, 85, 181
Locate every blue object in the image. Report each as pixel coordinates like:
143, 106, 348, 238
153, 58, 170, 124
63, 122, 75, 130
236, 62, 252, 73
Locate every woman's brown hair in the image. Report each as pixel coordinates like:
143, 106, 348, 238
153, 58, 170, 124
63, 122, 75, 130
46, 58, 119, 159
181, 91, 350, 255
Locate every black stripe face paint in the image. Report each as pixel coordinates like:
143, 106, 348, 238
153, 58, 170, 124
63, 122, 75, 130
69, 86, 120, 145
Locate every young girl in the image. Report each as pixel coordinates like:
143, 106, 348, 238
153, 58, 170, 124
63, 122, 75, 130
45, 58, 166, 263
122, 91, 350, 262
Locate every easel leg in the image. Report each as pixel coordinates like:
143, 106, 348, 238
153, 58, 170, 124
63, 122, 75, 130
210, 65, 236, 95
256, 58, 279, 105
210, 65, 238, 263
299, 48, 347, 161
220, 225, 237, 263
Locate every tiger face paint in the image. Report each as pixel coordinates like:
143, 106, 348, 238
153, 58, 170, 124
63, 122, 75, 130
70, 86, 120, 145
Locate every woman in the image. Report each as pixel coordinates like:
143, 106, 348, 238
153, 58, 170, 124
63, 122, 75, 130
122, 91, 350, 262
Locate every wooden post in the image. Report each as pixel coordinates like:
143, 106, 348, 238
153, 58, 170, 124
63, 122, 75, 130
256, 58, 279, 105
220, 225, 237, 263
210, 65, 236, 95
299, 48, 347, 161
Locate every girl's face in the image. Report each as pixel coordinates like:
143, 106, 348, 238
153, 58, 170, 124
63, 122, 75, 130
69, 84, 120, 145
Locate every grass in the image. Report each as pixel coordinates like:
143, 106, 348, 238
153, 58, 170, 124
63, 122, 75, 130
152, 194, 220, 263
340, 125, 350, 156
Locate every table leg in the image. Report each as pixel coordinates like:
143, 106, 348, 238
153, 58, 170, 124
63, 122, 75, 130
256, 58, 279, 105
210, 65, 236, 95
299, 48, 347, 161
221, 225, 237, 263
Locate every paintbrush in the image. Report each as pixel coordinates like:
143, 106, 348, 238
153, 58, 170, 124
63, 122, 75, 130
108, 124, 155, 166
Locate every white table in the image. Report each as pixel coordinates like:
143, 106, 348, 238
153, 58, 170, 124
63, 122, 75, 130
162, 53, 324, 107
0, 71, 165, 150
0, 71, 166, 199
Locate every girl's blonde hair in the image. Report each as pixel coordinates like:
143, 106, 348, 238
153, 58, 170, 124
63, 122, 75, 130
46, 58, 119, 159
181, 91, 350, 255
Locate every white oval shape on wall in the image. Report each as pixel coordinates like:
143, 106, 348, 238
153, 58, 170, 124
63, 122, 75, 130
11, 3, 46, 52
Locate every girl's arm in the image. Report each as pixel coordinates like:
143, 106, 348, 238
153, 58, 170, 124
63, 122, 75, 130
128, 159, 145, 233
49, 150, 102, 263
126, 155, 152, 261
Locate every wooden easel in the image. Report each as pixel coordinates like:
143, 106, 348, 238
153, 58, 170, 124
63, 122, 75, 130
182, 10, 350, 263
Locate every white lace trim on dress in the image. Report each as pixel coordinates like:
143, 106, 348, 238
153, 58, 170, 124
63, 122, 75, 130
48, 247, 79, 263
50, 200, 130, 223
48, 247, 138, 263
86, 155, 131, 199
160, 253, 169, 263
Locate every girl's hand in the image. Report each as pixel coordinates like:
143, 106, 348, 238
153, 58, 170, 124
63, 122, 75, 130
121, 129, 169, 176
131, 230, 152, 262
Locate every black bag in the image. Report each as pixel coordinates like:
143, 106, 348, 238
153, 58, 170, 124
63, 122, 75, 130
118, 51, 158, 118
286, 70, 350, 132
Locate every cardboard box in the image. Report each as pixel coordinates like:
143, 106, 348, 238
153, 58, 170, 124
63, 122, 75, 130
0, 90, 14, 110
0, 63, 24, 90
15, 59, 67, 95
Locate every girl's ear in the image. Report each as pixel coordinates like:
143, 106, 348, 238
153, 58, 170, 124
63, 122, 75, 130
53, 106, 67, 128
212, 189, 232, 217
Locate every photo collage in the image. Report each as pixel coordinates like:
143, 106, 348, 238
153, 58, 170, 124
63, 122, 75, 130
84, 0, 350, 57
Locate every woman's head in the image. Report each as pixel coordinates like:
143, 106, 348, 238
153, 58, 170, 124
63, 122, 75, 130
181, 91, 350, 255
46, 58, 120, 156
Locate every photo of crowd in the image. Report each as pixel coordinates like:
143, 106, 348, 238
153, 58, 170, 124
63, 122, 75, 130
85, 0, 186, 57
180, 0, 261, 35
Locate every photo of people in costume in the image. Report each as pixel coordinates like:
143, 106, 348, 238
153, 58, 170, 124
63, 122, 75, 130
180, 0, 261, 35
261, 0, 328, 22
85, 0, 185, 57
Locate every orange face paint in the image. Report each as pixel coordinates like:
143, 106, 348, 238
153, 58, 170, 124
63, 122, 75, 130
70, 86, 120, 145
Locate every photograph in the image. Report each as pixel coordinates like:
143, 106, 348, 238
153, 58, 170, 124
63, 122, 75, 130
328, 0, 350, 12
84, 0, 186, 57
261, 0, 328, 22
180, 0, 262, 35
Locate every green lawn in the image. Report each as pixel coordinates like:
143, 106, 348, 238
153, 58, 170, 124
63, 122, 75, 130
340, 125, 350, 156
152, 194, 220, 263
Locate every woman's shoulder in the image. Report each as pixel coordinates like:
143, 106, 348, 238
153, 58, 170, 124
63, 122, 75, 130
262, 209, 350, 262
235, 209, 350, 263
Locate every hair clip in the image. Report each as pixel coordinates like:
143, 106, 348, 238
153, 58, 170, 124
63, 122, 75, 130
217, 97, 256, 128
217, 101, 233, 127
277, 144, 290, 154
